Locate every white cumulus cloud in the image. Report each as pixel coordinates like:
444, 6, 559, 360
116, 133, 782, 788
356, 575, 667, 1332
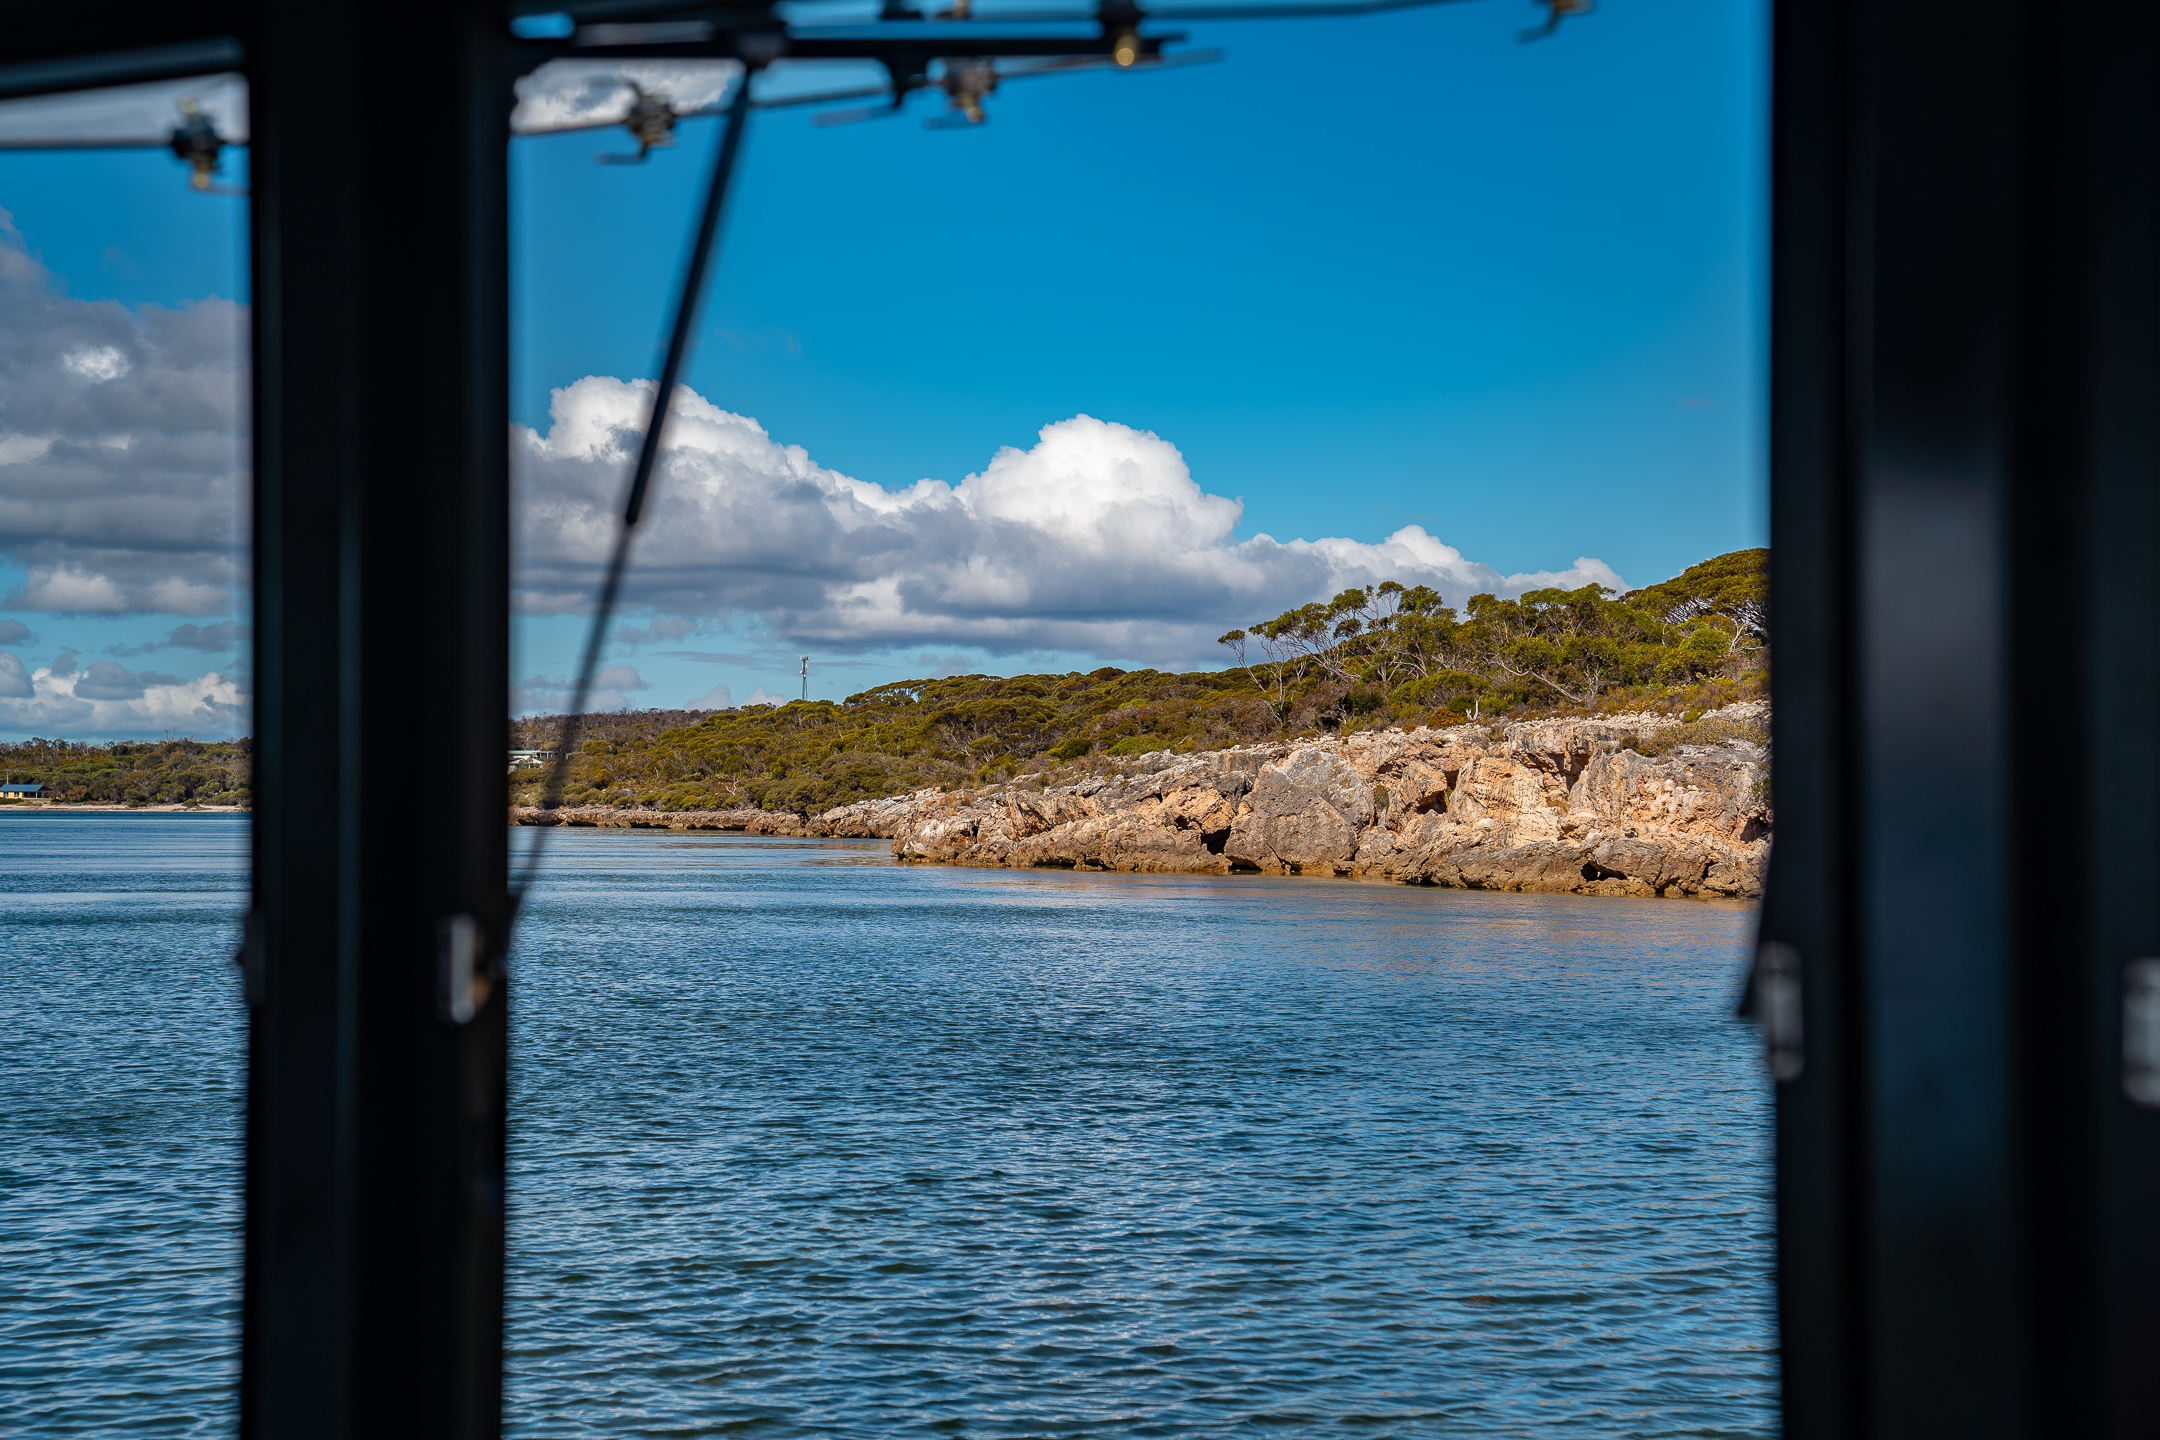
513, 376, 1624, 668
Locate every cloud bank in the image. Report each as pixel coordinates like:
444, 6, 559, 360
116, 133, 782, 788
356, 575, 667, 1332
515, 376, 1623, 668
511, 663, 651, 717
0, 652, 246, 734
0, 209, 247, 617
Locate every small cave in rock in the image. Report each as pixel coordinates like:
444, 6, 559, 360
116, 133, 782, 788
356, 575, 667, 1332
1739, 815, 1771, 844
1201, 827, 1230, 855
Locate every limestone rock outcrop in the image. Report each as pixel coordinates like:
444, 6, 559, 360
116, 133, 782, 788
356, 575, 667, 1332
890, 703, 1768, 898
513, 704, 1770, 899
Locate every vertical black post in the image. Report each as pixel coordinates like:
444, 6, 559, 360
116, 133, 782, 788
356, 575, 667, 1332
243, 3, 511, 1437
2015, 8, 2160, 1430
1764, 0, 2160, 1434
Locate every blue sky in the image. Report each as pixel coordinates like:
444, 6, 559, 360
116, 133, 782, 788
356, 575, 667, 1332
0, 0, 1764, 734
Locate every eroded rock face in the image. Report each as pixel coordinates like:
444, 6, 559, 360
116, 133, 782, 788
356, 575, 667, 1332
1226, 747, 1373, 873
515, 703, 1770, 899
890, 702, 1770, 898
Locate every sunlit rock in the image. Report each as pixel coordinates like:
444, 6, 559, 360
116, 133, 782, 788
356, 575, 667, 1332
515, 702, 1771, 899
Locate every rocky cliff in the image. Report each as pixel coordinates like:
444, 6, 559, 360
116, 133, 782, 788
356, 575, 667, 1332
516, 702, 1769, 899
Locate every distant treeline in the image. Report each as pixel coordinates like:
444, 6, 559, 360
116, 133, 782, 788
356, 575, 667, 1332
510, 549, 1766, 816
0, 736, 252, 806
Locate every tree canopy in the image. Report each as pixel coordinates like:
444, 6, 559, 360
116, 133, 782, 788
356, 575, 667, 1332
0, 736, 252, 806
1220, 546, 1766, 719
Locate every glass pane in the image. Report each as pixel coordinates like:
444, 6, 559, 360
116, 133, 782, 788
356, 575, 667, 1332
504, 0, 1773, 1431
0, 71, 253, 1439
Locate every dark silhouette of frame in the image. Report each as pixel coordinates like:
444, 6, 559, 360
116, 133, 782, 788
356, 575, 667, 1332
1760, 1, 2160, 1434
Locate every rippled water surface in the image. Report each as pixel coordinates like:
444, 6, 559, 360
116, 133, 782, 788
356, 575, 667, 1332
3, 817, 1775, 1437
0, 815, 248, 1437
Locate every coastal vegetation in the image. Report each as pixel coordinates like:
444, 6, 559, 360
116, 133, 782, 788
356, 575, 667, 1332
0, 736, 251, 806
511, 549, 1765, 816
1218, 547, 1764, 718
0, 551, 1763, 816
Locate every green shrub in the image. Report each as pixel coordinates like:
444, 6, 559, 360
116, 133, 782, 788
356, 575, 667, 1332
1635, 713, 1769, 756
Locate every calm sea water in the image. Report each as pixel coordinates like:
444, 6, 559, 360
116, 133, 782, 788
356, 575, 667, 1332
1, 816, 1776, 1438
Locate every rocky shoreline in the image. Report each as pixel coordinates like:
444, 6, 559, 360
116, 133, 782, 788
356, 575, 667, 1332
513, 703, 1770, 899
0, 802, 249, 813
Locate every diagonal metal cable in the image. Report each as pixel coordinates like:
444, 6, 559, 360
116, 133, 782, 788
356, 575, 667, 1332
508, 79, 756, 926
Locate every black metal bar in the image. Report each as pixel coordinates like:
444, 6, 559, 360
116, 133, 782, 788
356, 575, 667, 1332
518, 78, 755, 892
507, 0, 1467, 26
1758, 0, 1857, 1424
0, 35, 243, 99
2013, 7, 2160, 1429
1762, 0, 2160, 1433
625, 85, 751, 527
0, 3, 248, 96
243, 4, 512, 1437
520, 33, 1179, 61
